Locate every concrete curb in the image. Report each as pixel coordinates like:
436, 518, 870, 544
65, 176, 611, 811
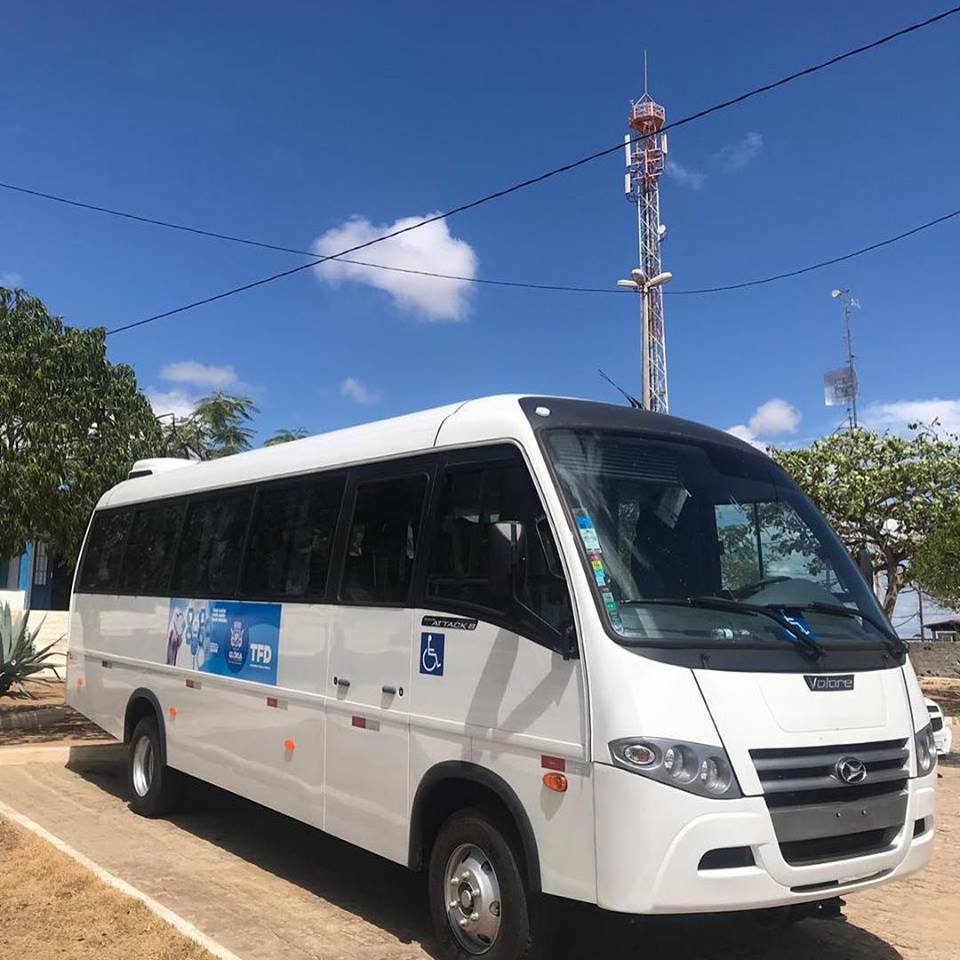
0, 705, 68, 731
0, 741, 125, 769
0, 797, 244, 960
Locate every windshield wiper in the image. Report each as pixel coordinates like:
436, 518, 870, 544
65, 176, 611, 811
763, 601, 907, 658
619, 596, 824, 658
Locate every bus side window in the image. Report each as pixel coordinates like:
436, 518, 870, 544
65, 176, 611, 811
340, 475, 428, 604
426, 453, 573, 639
172, 492, 253, 598
242, 476, 344, 599
121, 500, 185, 596
78, 509, 133, 593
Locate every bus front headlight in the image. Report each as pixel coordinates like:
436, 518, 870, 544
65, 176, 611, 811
609, 737, 742, 799
915, 723, 937, 776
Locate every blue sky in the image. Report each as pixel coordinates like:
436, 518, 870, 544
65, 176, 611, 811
2, 1, 958, 445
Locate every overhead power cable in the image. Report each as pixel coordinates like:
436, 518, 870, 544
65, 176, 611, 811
669, 208, 960, 294
3, 180, 959, 301
3, 6, 958, 333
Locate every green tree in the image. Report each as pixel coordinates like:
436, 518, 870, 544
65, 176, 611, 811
912, 508, 960, 610
772, 427, 960, 615
264, 427, 309, 447
0, 287, 161, 564
160, 392, 259, 460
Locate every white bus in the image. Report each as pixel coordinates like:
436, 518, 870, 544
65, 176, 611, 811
67, 395, 937, 959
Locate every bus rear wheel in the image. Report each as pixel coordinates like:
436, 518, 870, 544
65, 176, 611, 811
127, 716, 181, 817
428, 806, 547, 960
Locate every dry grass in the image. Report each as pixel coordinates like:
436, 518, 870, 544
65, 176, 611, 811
0, 816, 212, 960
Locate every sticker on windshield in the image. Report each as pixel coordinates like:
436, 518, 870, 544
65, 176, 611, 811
590, 556, 607, 586
574, 511, 602, 550
781, 613, 816, 638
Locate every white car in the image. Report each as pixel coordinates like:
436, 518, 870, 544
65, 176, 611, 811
925, 698, 953, 756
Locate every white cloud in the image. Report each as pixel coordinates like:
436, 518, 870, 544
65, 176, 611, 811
726, 423, 767, 451
146, 388, 199, 419
340, 377, 382, 405
146, 359, 250, 419
747, 398, 801, 437
715, 131, 763, 172
0, 271, 23, 288
862, 398, 960, 435
313, 214, 478, 322
665, 159, 705, 190
727, 398, 801, 451
160, 360, 238, 390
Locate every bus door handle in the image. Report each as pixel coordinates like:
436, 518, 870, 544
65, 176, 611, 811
381, 685, 397, 696
334, 677, 350, 689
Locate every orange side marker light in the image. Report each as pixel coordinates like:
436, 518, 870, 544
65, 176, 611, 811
168, 706, 177, 719
76, 677, 84, 689
543, 772, 568, 793
284, 738, 296, 752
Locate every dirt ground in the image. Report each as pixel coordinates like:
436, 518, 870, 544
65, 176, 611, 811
921, 677, 960, 716
0, 816, 211, 960
0, 679, 66, 711
0, 680, 109, 745
0, 757, 956, 960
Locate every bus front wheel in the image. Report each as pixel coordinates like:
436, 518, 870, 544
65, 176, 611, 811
127, 716, 181, 817
428, 806, 548, 960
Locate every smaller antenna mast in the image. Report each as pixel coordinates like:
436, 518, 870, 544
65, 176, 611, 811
598, 368, 642, 409
823, 288, 861, 430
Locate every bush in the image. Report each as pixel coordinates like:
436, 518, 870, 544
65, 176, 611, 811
0, 603, 62, 698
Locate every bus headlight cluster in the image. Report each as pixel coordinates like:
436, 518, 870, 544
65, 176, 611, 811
915, 723, 938, 776
609, 736, 742, 799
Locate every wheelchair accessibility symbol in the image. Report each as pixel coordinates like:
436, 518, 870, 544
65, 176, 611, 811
420, 632, 445, 677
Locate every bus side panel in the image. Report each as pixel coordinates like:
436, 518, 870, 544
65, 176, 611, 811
324, 605, 413, 864
67, 594, 163, 740
69, 595, 329, 831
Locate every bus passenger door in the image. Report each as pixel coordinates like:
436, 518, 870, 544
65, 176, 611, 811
410, 446, 594, 903
324, 467, 429, 863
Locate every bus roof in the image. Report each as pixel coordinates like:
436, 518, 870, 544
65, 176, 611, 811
98, 394, 755, 509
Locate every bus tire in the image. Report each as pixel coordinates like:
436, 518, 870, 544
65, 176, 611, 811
428, 805, 549, 960
127, 716, 181, 817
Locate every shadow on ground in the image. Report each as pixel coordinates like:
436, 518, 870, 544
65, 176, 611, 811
72, 760, 902, 960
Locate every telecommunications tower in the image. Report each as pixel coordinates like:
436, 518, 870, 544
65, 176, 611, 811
621, 75, 671, 412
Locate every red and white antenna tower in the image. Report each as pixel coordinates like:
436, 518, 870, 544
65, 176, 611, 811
623, 63, 671, 412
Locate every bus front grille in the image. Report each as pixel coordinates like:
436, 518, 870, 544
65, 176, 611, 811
749, 739, 909, 866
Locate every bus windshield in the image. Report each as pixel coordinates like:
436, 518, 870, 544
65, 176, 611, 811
544, 428, 892, 650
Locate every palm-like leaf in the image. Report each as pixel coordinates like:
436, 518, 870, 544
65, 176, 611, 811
0, 603, 63, 698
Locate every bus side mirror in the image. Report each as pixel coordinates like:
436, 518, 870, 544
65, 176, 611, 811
488, 521, 524, 602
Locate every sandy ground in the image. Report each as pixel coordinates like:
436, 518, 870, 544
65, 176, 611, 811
0, 679, 65, 711
921, 677, 960, 716
0, 754, 956, 960
0, 816, 211, 960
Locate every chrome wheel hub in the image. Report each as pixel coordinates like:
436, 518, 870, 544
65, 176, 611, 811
444, 843, 501, 954
132, 735, 155, 797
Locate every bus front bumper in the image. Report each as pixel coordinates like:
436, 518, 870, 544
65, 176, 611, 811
593, 762, 936, 914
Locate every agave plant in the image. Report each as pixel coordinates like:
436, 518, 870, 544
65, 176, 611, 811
0, 603, 63, 698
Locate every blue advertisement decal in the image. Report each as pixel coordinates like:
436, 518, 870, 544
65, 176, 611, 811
166, 598, 282, 685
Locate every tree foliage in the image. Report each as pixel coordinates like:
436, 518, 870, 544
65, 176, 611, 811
264, 427, 309, 447
912, 507, 960, 610
160, 391, 259, 460
0, 287, 161, 563
772, 427, 960, 615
